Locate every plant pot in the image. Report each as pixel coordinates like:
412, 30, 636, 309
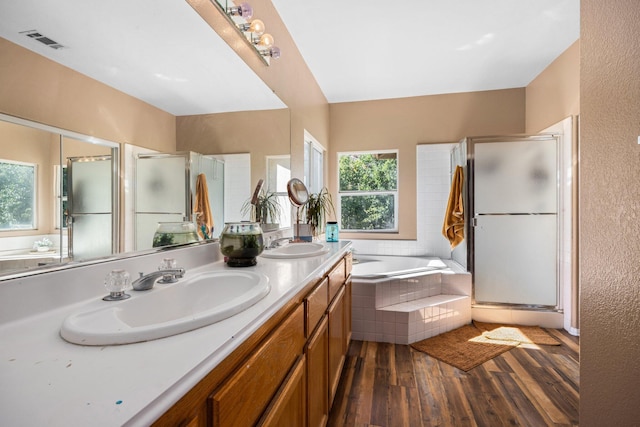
294, 223, 313, 242
260, 223, 279, 232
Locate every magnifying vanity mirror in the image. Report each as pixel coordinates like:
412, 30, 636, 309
287, 178, 309, 241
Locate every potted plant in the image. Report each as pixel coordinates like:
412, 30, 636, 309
304, 187, 336, 238
241, 189, 282, 232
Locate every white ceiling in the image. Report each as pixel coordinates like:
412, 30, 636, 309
0, 0, 579, 114
271, 0, 580, 103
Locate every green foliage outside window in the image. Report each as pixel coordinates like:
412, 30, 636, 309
0, 161, 36, 230
338, 153, 398, 231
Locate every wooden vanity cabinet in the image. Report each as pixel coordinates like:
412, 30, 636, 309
153, 253, 351, 427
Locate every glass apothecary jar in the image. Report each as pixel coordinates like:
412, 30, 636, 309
219, 222, 264, 267
152, 222, 201, 248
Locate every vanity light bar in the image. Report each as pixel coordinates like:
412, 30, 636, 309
20, 30, 65, 50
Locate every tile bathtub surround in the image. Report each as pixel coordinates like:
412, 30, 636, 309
351, 268, 471, 345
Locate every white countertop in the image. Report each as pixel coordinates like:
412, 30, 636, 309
0, 240, 351, 426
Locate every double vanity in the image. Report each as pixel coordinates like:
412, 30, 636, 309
0, 239, 352, 426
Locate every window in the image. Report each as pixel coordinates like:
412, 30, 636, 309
0, 159, 37, 230
338, 151, 398, 232
303, 131, 324, 194
266, 155, 292, 228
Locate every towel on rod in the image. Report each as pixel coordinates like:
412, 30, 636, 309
194, 173, 214, 239
442, 165, 464, 249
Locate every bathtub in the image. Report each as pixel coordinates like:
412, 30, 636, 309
351, 255, 449, 280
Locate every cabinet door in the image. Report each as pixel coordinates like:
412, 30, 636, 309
328, 286, 345, 405
344, 279, 352, 350
306, 316, 329, 427
258, 355, 307, 427
210, 305, 305, 427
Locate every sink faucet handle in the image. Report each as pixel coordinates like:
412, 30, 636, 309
103, 269, 132, 301
158, 258, 178, 283
159, 258, 177, 270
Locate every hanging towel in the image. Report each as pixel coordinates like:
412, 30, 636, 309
442, 165, 465, 249
194, 173, 214, 239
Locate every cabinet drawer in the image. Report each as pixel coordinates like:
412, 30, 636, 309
328, 259, 346, 301
305, 278, 328, 337
210, 304, 305, 427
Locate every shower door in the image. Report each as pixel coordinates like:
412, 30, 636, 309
470, 135, 559, 308
135, 153, 190, 250
67, 155, 118, 260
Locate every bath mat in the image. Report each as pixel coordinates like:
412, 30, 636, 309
410, 324, 518, 372
472, 321, 561, 346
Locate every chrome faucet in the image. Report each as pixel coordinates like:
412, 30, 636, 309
267, 237, 291, 249
132, 268, 185, 291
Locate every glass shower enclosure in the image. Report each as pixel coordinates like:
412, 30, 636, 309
468, 135, 560, 309
135, 152, 224, 250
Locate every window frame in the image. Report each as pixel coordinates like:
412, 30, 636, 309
0, 158, 38, 231
337, 149, 399, 233
303, 130, 324, 195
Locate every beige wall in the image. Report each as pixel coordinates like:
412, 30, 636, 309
329, 89, 526, 240
0, 38, 175, 152
526, 40, 580, 133
580, 0, 640, 424
176, 108, 290, 185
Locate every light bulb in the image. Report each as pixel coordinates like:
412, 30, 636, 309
228, 2, 253, 19
257, 33, 274, 48
270, 46, 281, 59
248, 19, 265, 36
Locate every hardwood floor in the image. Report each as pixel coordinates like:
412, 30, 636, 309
328, 328, 579, 427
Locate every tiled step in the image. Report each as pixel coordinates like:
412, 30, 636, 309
352, 270, 472, 344
352, 292, 471, 345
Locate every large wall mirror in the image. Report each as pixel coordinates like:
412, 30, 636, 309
0, 114, 119, 273
0, 0, 291, 279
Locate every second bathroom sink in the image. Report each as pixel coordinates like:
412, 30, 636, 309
60, 270, 270, 345
260, 242, 330, 259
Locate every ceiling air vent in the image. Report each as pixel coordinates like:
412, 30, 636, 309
20, 30, 65, 50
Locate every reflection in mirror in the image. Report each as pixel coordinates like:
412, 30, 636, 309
134, 152, 224, 250
0, 114, 118, 275
287, 178, 309, 241
266, 156, 292, 229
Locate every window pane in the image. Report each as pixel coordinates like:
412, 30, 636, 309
338, 153, 397, 191
341, 194, 395, 230
0, 161, 36, 230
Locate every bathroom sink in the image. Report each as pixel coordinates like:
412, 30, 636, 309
260, 242, 330, 259
60, 270, 270, 345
